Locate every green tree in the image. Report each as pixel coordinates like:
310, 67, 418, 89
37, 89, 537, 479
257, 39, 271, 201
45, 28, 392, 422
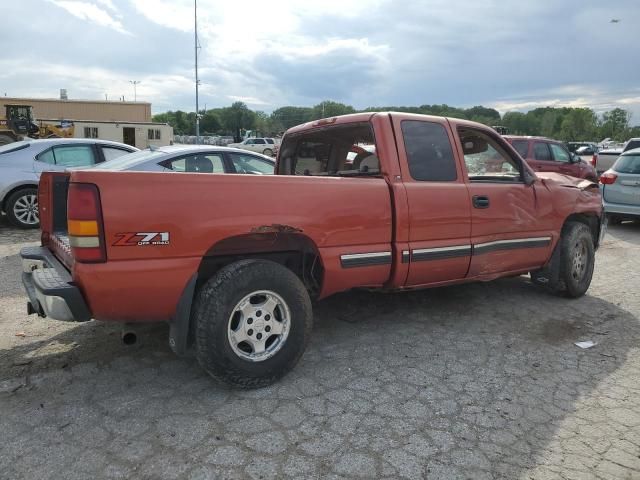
599, 108, 631, 141
311, 101, 355, 119
200, 109, 222, 134
559, 108, 597, 141
271, 106, 313, 130
220, 102, 256, 141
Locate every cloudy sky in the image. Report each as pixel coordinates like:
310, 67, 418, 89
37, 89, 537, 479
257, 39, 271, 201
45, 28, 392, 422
1, 0, 639, 121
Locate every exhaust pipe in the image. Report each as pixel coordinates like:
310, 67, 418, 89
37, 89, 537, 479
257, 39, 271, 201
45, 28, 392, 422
121, 324, 138, 345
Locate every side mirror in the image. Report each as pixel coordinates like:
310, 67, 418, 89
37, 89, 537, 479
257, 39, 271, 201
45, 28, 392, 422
570, 153, 580, 163
523, 167, 536, 185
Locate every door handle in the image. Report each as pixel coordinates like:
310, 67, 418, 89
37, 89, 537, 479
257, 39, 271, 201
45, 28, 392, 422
473, 195, 490, 209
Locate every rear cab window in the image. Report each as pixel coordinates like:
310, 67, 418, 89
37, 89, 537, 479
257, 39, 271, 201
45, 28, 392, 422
277, 122, 380, 178
401, 120, 457, 181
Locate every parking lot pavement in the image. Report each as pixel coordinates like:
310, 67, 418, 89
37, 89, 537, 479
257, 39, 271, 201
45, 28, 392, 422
1, 218, 639, 480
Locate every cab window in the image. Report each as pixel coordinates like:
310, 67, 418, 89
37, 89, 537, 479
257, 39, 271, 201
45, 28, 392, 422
401, 120, 457, 181
533, 142, 552, 161
164, 154, 224, 173
36, 145, 96, 167
458, 128, 521, 182
511, 140, 529, 158
277, 122, 379, 177
229, 153, 274, 174
549, 144, 570, 163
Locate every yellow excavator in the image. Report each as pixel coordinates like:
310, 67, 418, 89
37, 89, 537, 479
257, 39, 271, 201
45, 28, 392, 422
0, 104, 74, 145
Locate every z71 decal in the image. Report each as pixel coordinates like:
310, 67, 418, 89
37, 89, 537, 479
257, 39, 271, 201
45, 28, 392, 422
113, 232, 170, 246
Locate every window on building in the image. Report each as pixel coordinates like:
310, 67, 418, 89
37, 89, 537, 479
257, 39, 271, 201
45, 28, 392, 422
84, 127, 98, 138
148, 129, 161, 140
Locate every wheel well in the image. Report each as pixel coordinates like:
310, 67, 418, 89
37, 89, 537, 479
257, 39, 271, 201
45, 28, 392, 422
197, 232, 324, 298
1, 184, 38, 213
562, 213, 600, 247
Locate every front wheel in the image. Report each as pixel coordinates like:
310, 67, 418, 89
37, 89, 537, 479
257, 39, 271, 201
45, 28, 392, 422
262, 148, 273, 156
6, 188, 40, 228
558, 222, 595, 297
194, 259, 313, 388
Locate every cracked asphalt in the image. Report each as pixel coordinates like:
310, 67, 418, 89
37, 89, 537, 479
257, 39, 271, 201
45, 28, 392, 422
1, 217, 639, 479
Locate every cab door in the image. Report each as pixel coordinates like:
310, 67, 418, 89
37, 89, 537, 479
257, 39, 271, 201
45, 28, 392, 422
529, 141, 560, 174
391, 115, 472, 286
453, 126, 555, 277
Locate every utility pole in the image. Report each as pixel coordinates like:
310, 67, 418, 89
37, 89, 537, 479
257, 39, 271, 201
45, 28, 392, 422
129, 80, 140, 102
194, 0, 200, 144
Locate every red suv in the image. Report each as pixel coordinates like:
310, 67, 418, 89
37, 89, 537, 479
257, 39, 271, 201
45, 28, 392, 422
504, 136, 598, 181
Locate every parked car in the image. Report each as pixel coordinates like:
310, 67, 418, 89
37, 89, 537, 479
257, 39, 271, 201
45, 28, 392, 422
228, 137, 278, 156
0, 138, 137, 228
21, 112, 604, 387
594, 138, 640, 174
504, 136, 598, 181
600, 147, 640, 223
567, 142, 598, 154
92, 145, 275, 174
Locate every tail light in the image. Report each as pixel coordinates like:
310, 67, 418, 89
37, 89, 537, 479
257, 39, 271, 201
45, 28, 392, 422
599, 171, 618, 185
591, 154, 597, 167
67, 183, 106, 263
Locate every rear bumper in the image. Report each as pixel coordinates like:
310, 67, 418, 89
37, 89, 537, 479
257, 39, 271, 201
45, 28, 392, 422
20, 246, 91, 322
603, 200, 640, 218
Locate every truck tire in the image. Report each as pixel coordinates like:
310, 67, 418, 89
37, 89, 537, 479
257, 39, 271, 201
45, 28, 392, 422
558, 222, 595, 297
5, 188, 40, 228
0, 134, 14, 146
531, 222, 595, 298
194, 259, 313, 388
262, 148, 273, 156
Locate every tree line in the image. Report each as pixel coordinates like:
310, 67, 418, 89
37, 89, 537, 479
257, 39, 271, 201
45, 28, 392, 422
153, 101, 639, 143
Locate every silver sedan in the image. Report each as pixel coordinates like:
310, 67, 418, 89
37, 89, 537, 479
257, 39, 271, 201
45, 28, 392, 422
0, 138, 137, 228
91, 145, 275, 175
601, 147, 640, 223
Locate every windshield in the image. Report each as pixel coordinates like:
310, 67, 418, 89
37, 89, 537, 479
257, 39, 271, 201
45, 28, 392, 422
613, 154, 640, 174
92, 148, 167, 170
0, 141, 31, 155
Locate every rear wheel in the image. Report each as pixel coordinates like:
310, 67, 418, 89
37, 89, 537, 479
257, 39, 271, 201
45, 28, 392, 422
194, 259, 312, 388
0, 134, 14, 146
6, 188, 40, 228
262, 148, 273, 156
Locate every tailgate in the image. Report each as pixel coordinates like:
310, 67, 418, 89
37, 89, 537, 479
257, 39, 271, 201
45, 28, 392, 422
39, 172, 73, 269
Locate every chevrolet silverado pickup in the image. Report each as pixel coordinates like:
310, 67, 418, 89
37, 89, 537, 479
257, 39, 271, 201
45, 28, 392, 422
20, 112, 605, 387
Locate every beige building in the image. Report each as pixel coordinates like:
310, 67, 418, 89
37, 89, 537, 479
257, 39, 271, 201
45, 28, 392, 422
2, 96, 151, 123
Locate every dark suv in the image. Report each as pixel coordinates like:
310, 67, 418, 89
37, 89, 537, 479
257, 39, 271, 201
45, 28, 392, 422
505, 136, 598, 181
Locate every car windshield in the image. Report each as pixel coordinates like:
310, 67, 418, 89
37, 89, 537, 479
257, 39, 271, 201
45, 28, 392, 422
92, 148, 166, 170
0, 141, 31, 155
613, 154, 640, 174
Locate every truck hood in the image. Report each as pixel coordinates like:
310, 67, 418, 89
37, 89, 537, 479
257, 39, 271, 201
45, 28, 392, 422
536, 172, 598, 191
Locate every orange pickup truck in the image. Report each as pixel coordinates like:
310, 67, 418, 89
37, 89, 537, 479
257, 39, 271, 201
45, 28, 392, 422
20, 112, 605, 387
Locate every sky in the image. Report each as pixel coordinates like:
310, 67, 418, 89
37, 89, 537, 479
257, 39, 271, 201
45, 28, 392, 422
1, 0, 639, 122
